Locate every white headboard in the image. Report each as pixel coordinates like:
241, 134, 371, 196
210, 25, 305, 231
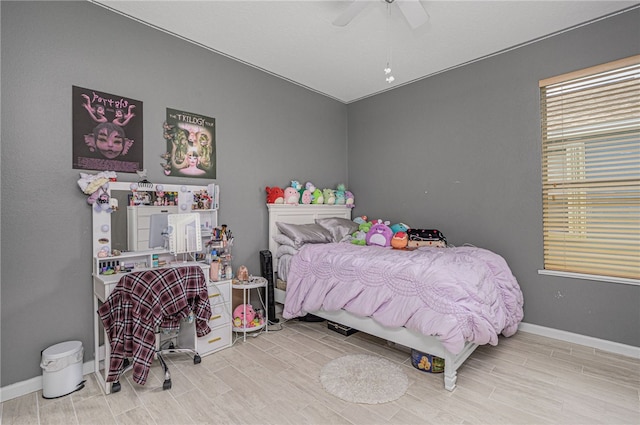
267, 204, 352, 273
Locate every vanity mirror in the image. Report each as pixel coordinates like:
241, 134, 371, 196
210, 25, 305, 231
92, 181, 218, 257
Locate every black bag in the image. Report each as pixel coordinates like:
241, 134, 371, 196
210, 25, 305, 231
407, 229, 447, 247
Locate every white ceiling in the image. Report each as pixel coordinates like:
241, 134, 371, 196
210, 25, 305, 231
93, 0, 639, 103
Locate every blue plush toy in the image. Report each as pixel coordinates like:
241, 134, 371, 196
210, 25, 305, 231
390, 222, 410, 234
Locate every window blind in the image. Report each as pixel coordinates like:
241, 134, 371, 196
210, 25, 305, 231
539, 55, 640, 281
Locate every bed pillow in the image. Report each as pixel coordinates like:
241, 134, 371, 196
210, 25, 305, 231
275, 222, 333, 248
273, 233, 296, 248
315, 217, 359, 242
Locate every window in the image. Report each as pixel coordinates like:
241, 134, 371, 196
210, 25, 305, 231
539, 55, 640, 281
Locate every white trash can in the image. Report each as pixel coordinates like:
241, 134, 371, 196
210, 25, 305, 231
40, 341, 84, 398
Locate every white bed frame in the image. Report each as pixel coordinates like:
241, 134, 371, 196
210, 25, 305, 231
267, 203, 478, 391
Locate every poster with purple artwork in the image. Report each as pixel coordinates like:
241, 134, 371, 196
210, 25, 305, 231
72, 86, 143, 172
162, 108, 216, 179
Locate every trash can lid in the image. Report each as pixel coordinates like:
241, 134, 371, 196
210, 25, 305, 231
42, 341, 83, 360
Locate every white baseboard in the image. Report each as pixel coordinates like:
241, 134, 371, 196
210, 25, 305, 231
518, 322, 640, 359
0, 361, 95, 403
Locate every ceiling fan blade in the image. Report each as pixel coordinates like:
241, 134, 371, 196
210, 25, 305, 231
396, 0, 429, 29
332, 0, 370, 27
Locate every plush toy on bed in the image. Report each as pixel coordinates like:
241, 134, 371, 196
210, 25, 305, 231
322, 188, 336, 205
366, 220, 394, 247
391, 231, 409, 249
390, 222, 410, 234
353, 215, 368, 225
265, 186, 284, 204
233, 304, 256, 328
351, 221, 372, 245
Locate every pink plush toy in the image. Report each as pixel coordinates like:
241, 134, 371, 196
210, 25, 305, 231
299, 188, 312, 204
233, 304, 256, 327
284, 187, 300, 204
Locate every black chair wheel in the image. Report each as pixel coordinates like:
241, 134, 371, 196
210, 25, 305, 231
111, 381, 121, 393
193, 355, 201, 364
163, 379, 172, 390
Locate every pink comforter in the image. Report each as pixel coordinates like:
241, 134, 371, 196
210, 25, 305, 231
283, 243, 524, 354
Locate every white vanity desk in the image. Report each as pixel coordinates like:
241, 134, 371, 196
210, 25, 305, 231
92, 253, 211, 393
91, 181, 231, 394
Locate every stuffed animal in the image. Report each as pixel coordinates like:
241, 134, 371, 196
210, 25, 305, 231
233, 304, 256, 328
390, 223, 410, 234
284, 187, 300, 204
265, 186, 285, 204
311, 188, 324, 204
351, 221, 372, 245
290, 180, 302, 191
345, 191, 355, 208
391, 231, 408, 249
335, 183, 346, 205
353, 215, 368, 225
351, 230, 367, 245
305, 182, 316, 193
366, 220, 394, 247
77, 171, 117, 213
322, 188, 336, 205
299, 188, 313, 204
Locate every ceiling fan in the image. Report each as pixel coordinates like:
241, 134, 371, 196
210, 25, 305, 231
333, 0, 430, 30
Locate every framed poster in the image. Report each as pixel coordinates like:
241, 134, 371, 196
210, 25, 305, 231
162, 108, 216, 179
72, 86, 143, 172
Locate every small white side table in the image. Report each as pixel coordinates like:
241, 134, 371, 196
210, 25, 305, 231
232, 276, 268, 343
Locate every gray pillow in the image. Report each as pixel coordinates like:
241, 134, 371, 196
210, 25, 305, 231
275, 222, 332, 248
273, 233, 296, 248
315, 217, 359, 242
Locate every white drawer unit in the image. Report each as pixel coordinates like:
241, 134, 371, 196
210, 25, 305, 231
127, 206, 178, 251
198, 279, 232, 357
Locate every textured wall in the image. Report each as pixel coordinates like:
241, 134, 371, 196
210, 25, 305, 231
347, 8, 640, 347
0, 1, 347, 386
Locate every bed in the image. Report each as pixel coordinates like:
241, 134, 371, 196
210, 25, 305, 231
267, 203, 524, 391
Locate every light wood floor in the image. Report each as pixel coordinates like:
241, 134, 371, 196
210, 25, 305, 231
2, 319, 639, 425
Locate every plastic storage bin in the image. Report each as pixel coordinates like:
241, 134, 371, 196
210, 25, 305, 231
410, 349, 445, 373
40, 341, 84, 398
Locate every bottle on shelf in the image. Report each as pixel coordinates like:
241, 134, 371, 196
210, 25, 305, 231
210, 250, 219, 281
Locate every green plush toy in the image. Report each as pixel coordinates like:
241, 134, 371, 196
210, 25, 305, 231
311, 188, 324, 204
351, 221, 372, 245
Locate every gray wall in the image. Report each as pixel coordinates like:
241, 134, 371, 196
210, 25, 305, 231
0, 1, 347, 386
347, 8, 640, 347
1, 1, 638, 389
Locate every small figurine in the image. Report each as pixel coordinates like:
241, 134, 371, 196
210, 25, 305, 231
237, 265, 249, 282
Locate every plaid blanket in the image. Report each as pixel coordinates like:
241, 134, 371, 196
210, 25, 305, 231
98, 265, 211, 385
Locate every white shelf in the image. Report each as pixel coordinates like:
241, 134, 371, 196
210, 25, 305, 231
232, 276, 268, 342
